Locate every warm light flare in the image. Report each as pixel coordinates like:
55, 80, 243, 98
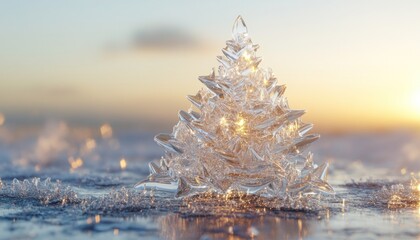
120, 158, 127, 170
68, 157, 83, 171
100, 124, 113, 139
235, 115, 247, 135
85, 138, 96, 150
297, 219, 303, 238
287, 122, 298, 133
219, 117, 228, 127
237, 118, 245, 126
263, 79, 268, 86
95, 214, 101, 223
242, 52, 251, 61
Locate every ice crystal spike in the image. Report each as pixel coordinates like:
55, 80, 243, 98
232, 15, 248, 42
154, 134, 183, 154
187, 93, 203, 108
136, 16, 334, 207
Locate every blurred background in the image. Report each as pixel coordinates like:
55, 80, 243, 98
0, 0, 419, 134
0, 1, 419, 178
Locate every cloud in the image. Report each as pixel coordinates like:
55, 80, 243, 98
30, 85, 81, 97
104, 26, 213, 54
131, 26, 199, 50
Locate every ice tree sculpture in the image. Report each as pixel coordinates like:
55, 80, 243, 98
135, 16, 333, 202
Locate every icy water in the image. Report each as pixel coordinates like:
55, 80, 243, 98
0, 122, 420, 239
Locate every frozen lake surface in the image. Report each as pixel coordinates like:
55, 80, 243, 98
0, 123, 420, 239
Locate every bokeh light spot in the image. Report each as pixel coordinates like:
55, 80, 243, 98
100, 124, 113, 139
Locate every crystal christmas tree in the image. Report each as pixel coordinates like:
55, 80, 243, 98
135, 16, 333, 202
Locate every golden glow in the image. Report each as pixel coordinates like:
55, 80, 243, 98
68, 157, 83, 171
401, 168, 407, 175
120, 158, 127, 170
242, 52, 251, 61
0, 113, 4, 126
263, 79, 268, 86
113, 228, 119, 236
219, 117, 228, 127
417, 184, 420, 192
287, 122, 298, 133
236, 118, 245, 126
225, 189, 232, 201
298, 219, 303, 239
100, 124, 113, 139
235, 115, 247, 135
388, 194, 403, 209
2, 4, 420, 134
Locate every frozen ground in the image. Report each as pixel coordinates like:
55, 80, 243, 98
0, 122, 420, 239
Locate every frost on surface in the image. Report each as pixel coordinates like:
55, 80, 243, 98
0, 178, 78, 205
86, 187, 179, 213
135, 16, 333, 207
373, 177, 420, 209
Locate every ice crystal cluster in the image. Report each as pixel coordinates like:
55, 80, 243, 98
136, 16, 333, 202
373, 177, 420, 209
0, 178, 78, 205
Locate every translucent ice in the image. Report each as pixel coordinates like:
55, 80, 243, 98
136, 16, 333, 208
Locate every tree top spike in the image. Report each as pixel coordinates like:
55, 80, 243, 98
232, 15, 248, 41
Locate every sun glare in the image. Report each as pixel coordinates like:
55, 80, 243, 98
412, 93, 420, 109
410, 90, 420, 118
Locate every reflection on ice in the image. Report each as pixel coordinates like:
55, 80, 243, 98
159, 214, 312, 240
0, 175, 420, 239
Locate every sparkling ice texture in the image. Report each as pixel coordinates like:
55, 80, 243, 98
135, 16, 334, 204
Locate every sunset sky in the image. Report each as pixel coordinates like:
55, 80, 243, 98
0, 1, 419, 133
